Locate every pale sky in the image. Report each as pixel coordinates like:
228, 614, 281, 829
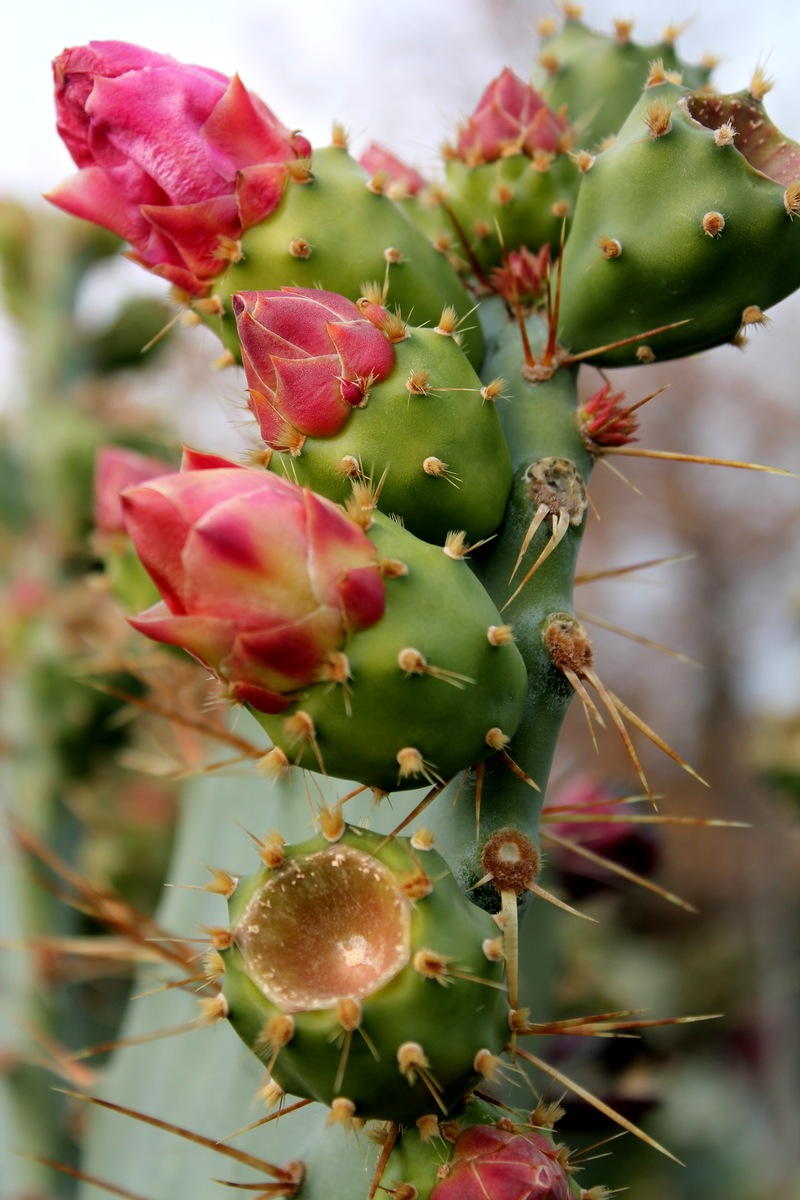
5, 0, 800, 199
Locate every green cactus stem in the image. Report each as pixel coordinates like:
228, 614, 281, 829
428, 311, 594, 907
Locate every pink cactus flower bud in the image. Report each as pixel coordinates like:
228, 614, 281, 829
121, 454, 385, 713
456, 68, 569, 165
358, 142, 428, 197
579, 381, 640, 449
432, 1125, 573, 1200
490, 244, 552, 306
47, 42, 311, 296
233, 287, 396, 451
94, 446, 174, 536
546, 774, 659, 898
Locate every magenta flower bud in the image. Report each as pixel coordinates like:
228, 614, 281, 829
121, 454, 385, 713
93, 446, 174, 536
546, 774, 659, 897
47, 42, 311, 296
358, 142, 428, 197
456, 68, 568, 165
579, 381, 640, 449
490, 244, 552, 306
232, 287, 396, 451
432, 1125, 573, 1200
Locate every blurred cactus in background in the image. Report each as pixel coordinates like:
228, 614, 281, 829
2, 6, 800, 1200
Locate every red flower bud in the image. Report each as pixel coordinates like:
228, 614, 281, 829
432, 1125, 572, 1200
233, 288, 395, 450
456, 69, 568, 165
47, 42, 311, 296
121, 453, 385, 713
579, 382, 640, 448
490, 245, 552, 306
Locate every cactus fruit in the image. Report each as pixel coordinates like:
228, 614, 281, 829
249, 509, 528, 790
219, 825, 509, 1123
121, 453, 527, 789
234, 287, 513, 543
214, 142, 486, 368
557, 74, 800, 364
443, 69, 578, 274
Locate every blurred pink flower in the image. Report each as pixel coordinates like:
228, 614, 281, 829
545, 774, 659, 897
93, 445, 174, 536
358, 142, 428, 197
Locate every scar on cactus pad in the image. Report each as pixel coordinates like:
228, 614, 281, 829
218, 824, 509, 1123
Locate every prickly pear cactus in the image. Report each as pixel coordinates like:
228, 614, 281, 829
10, 8, 800, 1200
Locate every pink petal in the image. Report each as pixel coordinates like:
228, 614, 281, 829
236, 622, 332, 682
337, 566, 386, 631
229, 681, 292, 714
358, 142, 427, 194
326, 318, 395, 384
180, 448, 242, 471
236, 162, 290, 228
244, 385, 298, 448
46, 166, 153, 247
303, 489, 382, 612
201, 74, 298, 169
86, 68, 228, 202
271, 355, 352, 437
140, 194, 242, 281
128, 603, 235, 667
121, 483, 192, 612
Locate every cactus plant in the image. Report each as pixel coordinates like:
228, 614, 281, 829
5, 7, 800, 1200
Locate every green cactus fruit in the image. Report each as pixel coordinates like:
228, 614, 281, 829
537, 12, 713, 148
219, 824, 509, 1123
443, 152, 577, 275
556, 77, 800, 366
255, 312, 513, 546
442, 69, 578, 275
205, 142, 484, 368
251, 511, 528, 792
